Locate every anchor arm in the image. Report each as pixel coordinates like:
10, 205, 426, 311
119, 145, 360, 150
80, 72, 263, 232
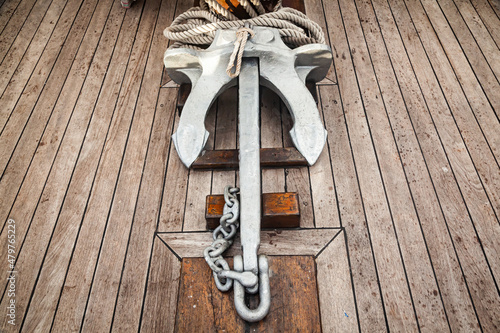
260, 61, 327, 166
165, 50, 236, 167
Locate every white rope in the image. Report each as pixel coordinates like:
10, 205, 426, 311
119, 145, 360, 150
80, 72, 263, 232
164, 0, 326, 50
226, 27, 255, 78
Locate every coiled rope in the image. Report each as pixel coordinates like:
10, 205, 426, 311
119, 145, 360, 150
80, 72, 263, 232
164, 0, 326, 50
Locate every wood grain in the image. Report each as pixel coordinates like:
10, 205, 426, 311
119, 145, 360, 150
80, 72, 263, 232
193, 147, 308, 169
206, 192, 300, 229
49, 0, 161, 330
360, 0, 482, 330
174, 256, 321, 332
339, 0, 448, 329
17, 1, 134, 332
140, 236, 182, 333
316, 231, 358, 332
158, 228, 340, 257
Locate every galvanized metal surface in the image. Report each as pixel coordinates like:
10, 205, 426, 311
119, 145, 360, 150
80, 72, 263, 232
164, 27, 332, 167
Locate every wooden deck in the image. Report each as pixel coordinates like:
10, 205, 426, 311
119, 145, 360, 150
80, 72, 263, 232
0, 0, 499, 331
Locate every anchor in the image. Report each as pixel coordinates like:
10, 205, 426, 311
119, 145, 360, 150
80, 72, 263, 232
164, 26, 332, 322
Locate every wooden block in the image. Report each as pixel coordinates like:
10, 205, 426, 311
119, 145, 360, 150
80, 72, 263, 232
206, 192, 300, 229
192, 147, 308, 169
174, 256, 321, 331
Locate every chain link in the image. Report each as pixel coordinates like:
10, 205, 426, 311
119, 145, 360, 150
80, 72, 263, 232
204, 185, 258, 291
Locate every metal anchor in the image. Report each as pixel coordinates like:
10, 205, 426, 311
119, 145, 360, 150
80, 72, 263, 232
164, 27, 332, 322
164, 26, 332, 168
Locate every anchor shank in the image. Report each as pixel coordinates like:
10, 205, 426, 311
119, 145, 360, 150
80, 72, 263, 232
238, 58, 260, 275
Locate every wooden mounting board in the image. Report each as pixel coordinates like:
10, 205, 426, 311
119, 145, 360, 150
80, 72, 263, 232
145, 228, 358, 331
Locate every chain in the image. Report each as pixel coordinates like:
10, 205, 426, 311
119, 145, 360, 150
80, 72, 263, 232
204, 185, 258, 291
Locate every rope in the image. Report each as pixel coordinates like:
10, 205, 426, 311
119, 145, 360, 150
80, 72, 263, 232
226, 27, 255, 78
164, 0, 325, 50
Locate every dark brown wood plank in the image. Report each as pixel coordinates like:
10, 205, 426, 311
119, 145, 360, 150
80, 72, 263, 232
174, 256, 321, 332
206, 192, 300, 229
192, 147, 308, 169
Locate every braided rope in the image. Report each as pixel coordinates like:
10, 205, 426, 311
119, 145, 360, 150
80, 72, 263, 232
226, 27, 255, 78
164, 0, 325, 50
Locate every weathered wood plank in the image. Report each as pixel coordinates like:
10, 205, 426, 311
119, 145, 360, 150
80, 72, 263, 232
422, 0, 500, 163
340, 0, 448, 330
175, 256, 321, 332
319, 83, 385, 332
450, 0, 500, 79
411, 0, 500, 218
77, 0, 165, 330
210, 87, 237, 195
0, 0, 65, 95
112, 88, 178, 333
0, 0, 38, 61
0, 0, 87, 142
158, 228, 340, 257
261, 87, 286, 193
468, 0, 500, 47
140, 236, 182, 333
310, 84, 339, 228
282, 106, 314, 228
0, 0, 98, 231
157, 113, 190, 232
14, 2, 133, 332
388, 0, 500, 330
0, 0, 23, 32
325, 4, 418, 330
49, 1, 161, 330
363, 0, 482, 330
316, 231, 358, 332
0, 1, 116, 328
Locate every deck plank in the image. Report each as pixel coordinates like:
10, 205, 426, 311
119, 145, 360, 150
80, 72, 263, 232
388, 0, 500, 330
363, 0, 482, 330
48, 1, 161, 330
316, 231, 358, 332
261, 87, 286, 193
324, 0, 419, 330
211, 87, 237, 196
341, 0, 449, 329
9, 2, 131, 332
282, 110, 315, 228
140, 236, 182, 333
0, 0, 498, 330
0, 0, 66, 95
0, 0, 89, 151
0, 0, 38, 61
0, 0, 23, 32
468, 0, 500, 46
0, 0, 96, 226
319, 84, 387, 332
